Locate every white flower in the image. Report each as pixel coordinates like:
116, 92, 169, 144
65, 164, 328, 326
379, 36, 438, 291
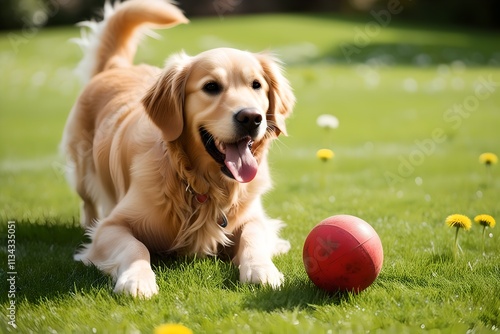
316, 114, 339, 129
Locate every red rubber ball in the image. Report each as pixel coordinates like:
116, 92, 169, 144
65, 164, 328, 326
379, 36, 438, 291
303, 215, 383, 293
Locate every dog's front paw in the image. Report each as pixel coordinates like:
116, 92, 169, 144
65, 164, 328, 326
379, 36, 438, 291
114, 261, 158, 298
239, 261, 284, 289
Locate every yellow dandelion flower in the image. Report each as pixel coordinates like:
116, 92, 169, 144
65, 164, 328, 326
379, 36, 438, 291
154, 324, 193, 334
479, 152, 498, 165
446, 214, 472, 231
317, 149, 334, 162
474, 214, 496, 228
445, 214, 471, 230
475, 214, 495, 253
445, 214, 471, 258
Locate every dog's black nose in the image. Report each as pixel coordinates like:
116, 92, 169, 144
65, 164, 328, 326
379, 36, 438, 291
234, 108, 262, 133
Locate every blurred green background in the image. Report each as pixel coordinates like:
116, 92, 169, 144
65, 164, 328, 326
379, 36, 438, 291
1, 0, 500, 30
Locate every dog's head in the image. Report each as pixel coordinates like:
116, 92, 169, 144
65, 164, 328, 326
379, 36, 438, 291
142, 48, 295, 183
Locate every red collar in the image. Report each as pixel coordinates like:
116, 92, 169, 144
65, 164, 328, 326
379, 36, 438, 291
195, 193, 209, 204
185, 183, 208, 204
185, 183, 227, 227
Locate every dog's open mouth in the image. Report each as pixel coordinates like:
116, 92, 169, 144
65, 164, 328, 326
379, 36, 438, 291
200, 128, 258, 183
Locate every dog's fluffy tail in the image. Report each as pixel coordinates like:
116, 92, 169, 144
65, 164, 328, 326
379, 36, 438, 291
72, 0, 188, 84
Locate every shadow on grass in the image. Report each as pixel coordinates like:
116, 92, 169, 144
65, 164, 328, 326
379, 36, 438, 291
292, 14, 500, 66
322, 42, 499, 66
242, 280, 350, 312
152, 253, 241, 291
0, 219, 111, 304
152, 254, 346, 311
1, 220, 353, 309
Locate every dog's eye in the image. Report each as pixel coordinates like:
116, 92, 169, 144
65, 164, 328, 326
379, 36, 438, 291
203, 81, 222, 95
252, 80, 261, 90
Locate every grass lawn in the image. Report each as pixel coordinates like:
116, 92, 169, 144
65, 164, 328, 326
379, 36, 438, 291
1, 11, 500, 333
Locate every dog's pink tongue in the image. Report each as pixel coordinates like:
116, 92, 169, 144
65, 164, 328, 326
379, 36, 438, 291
224, 139, 258, 183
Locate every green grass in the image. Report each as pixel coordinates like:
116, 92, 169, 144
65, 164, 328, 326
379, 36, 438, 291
1, 12, 500, 333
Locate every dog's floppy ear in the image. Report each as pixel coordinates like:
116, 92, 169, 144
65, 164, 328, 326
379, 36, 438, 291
257, 53, 295, 137
142, 53, 191, 142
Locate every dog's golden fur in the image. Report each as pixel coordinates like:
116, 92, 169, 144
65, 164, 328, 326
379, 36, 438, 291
63, 0, 295, 297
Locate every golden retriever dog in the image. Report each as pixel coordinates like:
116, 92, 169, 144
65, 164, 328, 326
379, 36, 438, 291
62, 0, 295, 298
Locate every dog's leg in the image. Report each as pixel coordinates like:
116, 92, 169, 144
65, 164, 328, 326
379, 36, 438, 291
80, 200, 98, 228
233, 218, 290, 289
72, 150, 99, 228
75, 218, 158, 298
